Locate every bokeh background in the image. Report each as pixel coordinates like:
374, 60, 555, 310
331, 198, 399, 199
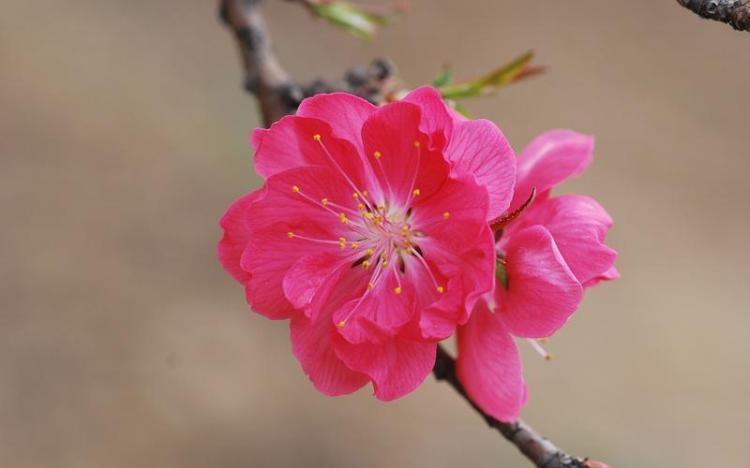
3, 1, 749, 466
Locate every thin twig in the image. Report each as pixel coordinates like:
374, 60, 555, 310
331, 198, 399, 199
433, 345, 606, 468
676, 0, 750, 31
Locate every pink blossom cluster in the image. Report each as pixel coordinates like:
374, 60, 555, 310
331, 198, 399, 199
218, 87, 617, 421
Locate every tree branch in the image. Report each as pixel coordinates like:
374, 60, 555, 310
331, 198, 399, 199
219, 0, 398, 126
433, 345, 607, 468
220, 0, 302, 125
676, 0, 750, 31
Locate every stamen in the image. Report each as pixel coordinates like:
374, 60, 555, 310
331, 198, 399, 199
337, 320, 346, 328
362, 260, 371, 269
394, 286, 402, 295
527, 339, 553, 361
373, 150, 382, 159
350, 242, 359, 250
321, 198, 329, 206
412, 188, 421, 197
339, 212, 349, 224
292, 185, 300, 193
338, 237, 346, 249
443, 211, 450, 220
314, 135, 372, 208
409, 246, 445, 296
288, 232, 347, 247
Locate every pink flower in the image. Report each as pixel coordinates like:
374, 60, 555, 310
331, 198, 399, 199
456, 130, 619, 422
218, 87, 516, 400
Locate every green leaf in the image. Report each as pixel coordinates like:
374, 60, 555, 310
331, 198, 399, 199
496, 258, 508, 290
439, 51, 543, 100
431, 67, 453, 87
308, 1, 396, 40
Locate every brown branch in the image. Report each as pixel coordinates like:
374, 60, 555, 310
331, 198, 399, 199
219, 0, 398, 126
433, 345, 608, 468
220, 0, 302, 125
218, 4, 607, 467
676, 0, 750, 31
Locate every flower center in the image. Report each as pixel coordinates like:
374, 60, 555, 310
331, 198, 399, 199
286, 133, 447, 328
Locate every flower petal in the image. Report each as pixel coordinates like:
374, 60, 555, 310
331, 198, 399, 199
402, 86, 453, 148
332, 266, 417, 344
218, 191, 262, 284
412, 175, 489, 251
334, 328, 436, 401
283, 252, 348, 311
240, 166, 360, 320
498, 225, 582, 338
418, 226, 496, 340
252, 116, 368, 191
457, 300, 527, 422
445, 119, 516, 220
290, 265, 370, 395
296, 92, 376, 154
512, 195, 617, 286
510, 130, 594, 212
362, 101, 426, 205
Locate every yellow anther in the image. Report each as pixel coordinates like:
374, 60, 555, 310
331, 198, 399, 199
287, 232, 295, 238
366, 249, 374, 257
382, 259, 388, 267
321, 198, 329, 206
373, 150, 382, 159
313, 134, 322, 141
368, 282, 375, 290
338, 237, 346, 249
352, 193, 359, 200
413, 140, 421, 148
292, 185, 300, 193
363, 212, 374, 220
545, 354, 553, 362
339, 213, 348, 224
350, 242, 359, 250
412, 188, 421, 196
362, 190, 368, 197
436, 286, 445, 294
442, 211, 450, 220
337, 320, 346, 328
394, 286, 402, 295
357, 203, 365, 211
362, 260, 371, 269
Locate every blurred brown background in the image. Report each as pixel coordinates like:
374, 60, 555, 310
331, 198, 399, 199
2, 1, 749, 467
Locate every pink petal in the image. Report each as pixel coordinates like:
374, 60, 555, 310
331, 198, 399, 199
283, 252, 348, 311
510, 130, 594, 212
498, 225, 583, 338
240, 166, 358, 320
402, 86, 453, 148
252, 116, 367, 189
217, 191, 262, 283
457, 301, 527, 422
445, 119, 516, 220
412, 175, 489, 252
418, 226, 496, 340
334, 329, 437, 401
332, 266, 417, 344
296, 92, 376, 154
362, 101, 427, 205
290, 266, 370, 396
583, 265, 620, 288
512, 195, 617, 286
